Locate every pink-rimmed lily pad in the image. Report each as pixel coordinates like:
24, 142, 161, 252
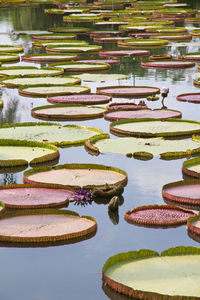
103, 246, 200, 299
0, 184, 73, 209
176, 93, 200, 103
31, 104, 106, 121
124, 205, 195, 228
93, 36, 130, 43
74, 58, 120, 65
187, 213, 200, 243
106, 102, 147, 111
99, 50, 150, 57
163, 180, 200, 210
141, 60, 195, 69
0, 209, 97, 243
104, 109, 182, 122
47, 93, 111, 105
110, 119, 200, 138
23, 163, 128, 189
182, 157, 200, 179
178, 53, 200, 61
49, 61, 110, 72
97, 86, 160, 98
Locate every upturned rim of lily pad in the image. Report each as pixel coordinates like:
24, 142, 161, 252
0, 66, 64, 78
0, 53, 20, 62
0, 183, 73, 209
23, 163, 128, 189
102, 246, 200, 300
31, 33, 77, 41
176, 93, 200, 103
0, 209, 97, 243
22, 53, 78, 63
141, 60, 195, 69
106, 102, 147, 111
182, 157, 200, 179
31, 104, 106, 121
0, 45, 24, 53
110, 118, 200, 138
47, 93, 112, 105
48, 27, 90, 33
46, 44, 102, 53
49, 61, 111, 72
124, 204, 196, 228
0, 201, 4, 214
187, 212, 200, 242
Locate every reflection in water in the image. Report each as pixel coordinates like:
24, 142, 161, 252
0, 95, 20, 125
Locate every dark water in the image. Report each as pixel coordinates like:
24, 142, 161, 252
0, 1, 200, 299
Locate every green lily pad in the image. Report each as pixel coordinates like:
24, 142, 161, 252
46, 45, 102, 53
0, 201, 4, 213
103, 246, 200, 299
0, 66, 63, 78
48, 27, 90, 33
0, 76, 81, 88
118, 39, 168, 48
0, 209, 97, 243
22, 53, 77, 63
31, 104, 106, 121
0, 53, 20, 62
110, 119, 200, 138
0, 45, 23, 53
13, 30, 51, 35
77, 73, 129, 82
23, 163, 127, 189
32, 33, 77, 40
49, 62, 110, 72
19, 85, 90, 97
33, 40, 88, 48
182, 157, 200, 179
0, 139, 59, 168
85, 135, 200, 159
0, 123, 102, 147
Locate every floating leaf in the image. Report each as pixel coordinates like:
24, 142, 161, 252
182, 157, 200, 179
78, 73, 129, 82
49, 62, 110, 72
97, 86, 160, 98
0, 66, 63, 77
23, 163, 128, 189
176, 93, 200, 103
22, 53, 77, 63
47, 93, 111, 105
0, 45, 23, 53
0, 53, 20, 62
141, 60, 195, 69
99, 50, 150, 57
46, 45, 102, 53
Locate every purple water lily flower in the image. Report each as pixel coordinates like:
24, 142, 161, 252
71, 188, 93, 207
161, 87, 169, 98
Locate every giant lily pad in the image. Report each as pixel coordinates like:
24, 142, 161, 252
46, 45, 102, 53
33, 40, 88, 48
0, 209, 97, 243
187, 213, 200, 243
99, 50, 150, 57
163, 180, 200, 210
49, 62, 110, 72
47, 94, 111, 105
19, 85, 90, 97
31, 104, 106, 121
78, 73, 129, 82
151, 34, 192, 41
74, 58, 120, 65
48, 27, 90, 33
0, 66, 63, 78
176, 93, 200, 103
106, 102, 147, 111
97, 86, 160, 98
182, 157, 200, 179
110, 119, 200, 138
141, 60, 195, 69
85, 135, 200, 159
0, 123, 102, 147
104, 109, 182, 121
103, 246, 200, 299
32, 33, 77, 40
124, 205, 195, 228
0, 184, 73, 209
0, 53, 20, 62
118, 39, 168, 48
178, 53, 200, 61
22, 54, 77, 63
0, 45, 23, 53
0, 76, 81, 88
0, 139, 59, 168
23, 163, 127, 189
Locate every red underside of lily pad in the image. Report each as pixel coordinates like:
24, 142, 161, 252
47, 93, 111, 105
99, 50, 150, 57
74, 58, 120, 65
106, 102, 147, 111
176, 93, 200, 103
141, 61, 195, 69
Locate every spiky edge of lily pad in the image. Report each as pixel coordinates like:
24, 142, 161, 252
0, 209, 97, 243
0, 75, 81, 88
23, 163, 128, 189
0, 183, 73, 209
124, 204, 196, 227
97, 86, 160, 98
0, 66, 64, 78
103, 246, 200, 300
18, 85, 90, 97
49, 61, 110, 72
0, 139, 59, 167
182, 157, 200, 179
22, 53, 77, 63
31, 104, 106, 121
0, 45, 24, 53
0, 122, 102, 147
162, 179, 200, 206
110, 118, 200, 138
